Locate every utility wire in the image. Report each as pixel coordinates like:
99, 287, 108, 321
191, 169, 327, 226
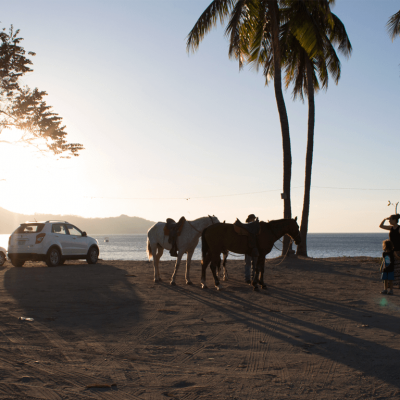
85, 186, 400, 201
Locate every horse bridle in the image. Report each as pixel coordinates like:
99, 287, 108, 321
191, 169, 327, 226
269, 220, 300, 244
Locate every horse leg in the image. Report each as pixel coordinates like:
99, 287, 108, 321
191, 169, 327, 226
210, 258, 220, 290
258, 256, 267, 289
185, 250, 194, 285
222, 252, 228, 281
201, 253, 210, 289
170, 251, 183, 285
251, 256, 259, 290
154, 244, 163, 282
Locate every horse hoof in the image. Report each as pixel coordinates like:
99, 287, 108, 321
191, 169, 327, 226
261, 285, 267, 290
215, 285, 220, 291
170, 281, 176, 286
201, 284, 208, 290
186, 281, 193, 285
253, 286, 259, 291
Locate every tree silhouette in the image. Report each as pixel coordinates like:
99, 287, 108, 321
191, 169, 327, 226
0, 26, 83, 158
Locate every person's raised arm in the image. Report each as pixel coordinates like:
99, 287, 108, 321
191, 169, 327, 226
379, 218, 391, 230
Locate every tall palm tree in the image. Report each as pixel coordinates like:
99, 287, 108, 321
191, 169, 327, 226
278, 2, 352, 256
187, 1, 294, 255
387, 10, 400, 40
233, 0, 351, 256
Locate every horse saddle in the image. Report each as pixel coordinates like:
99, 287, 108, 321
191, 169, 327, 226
164, 216, 186, 237
234, 218, 260, 257
233, 218, 261, 236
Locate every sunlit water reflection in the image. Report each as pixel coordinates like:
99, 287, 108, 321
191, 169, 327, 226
0, 233, 388, 261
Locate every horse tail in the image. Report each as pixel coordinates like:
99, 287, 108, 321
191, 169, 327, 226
201, 227, 209, 266
146, 236, 153, 260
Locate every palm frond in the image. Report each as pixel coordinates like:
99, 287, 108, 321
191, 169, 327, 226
329, 13, 352, 57
225, 0, 252, 67
387, 10, 400, 41
186, 0, 235, 53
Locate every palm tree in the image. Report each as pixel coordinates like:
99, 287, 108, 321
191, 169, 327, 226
187, 1, 293, 255
278, 2, 352, 256
187, 1, 351, 256
387, 10, 400, 40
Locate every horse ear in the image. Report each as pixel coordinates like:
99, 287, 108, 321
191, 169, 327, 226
295, 216, 297, 222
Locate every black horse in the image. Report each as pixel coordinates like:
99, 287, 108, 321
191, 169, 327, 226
201, 218, 301, 290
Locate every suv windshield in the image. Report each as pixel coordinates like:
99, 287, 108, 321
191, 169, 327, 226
15, 224, 45, 234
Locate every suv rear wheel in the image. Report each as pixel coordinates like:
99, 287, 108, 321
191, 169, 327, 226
87, 246, 99, 264
46, 247, 61, 267
11, 259, 24, 268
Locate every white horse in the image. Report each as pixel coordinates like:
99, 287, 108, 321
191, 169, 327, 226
147, 215, 219, 285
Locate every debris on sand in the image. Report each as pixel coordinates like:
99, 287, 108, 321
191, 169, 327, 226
86, 383, 117, 389
19, 317, 34, 321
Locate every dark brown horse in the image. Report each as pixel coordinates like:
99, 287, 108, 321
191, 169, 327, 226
201, 218, 301, 290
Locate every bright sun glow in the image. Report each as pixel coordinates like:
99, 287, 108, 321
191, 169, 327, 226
0, 127, 91, 216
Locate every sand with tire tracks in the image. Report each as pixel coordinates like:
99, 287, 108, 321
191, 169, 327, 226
0, 256, 399, 399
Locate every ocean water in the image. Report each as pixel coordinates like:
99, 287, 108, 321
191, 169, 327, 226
0, 233, 388, 261
90, 233, 388, 261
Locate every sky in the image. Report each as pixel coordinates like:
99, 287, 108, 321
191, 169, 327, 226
0, 0, 399, 232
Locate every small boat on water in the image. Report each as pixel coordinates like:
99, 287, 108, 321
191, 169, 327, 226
104, 237, 109, 243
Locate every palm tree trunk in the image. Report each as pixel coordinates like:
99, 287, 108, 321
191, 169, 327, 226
270, 1, 292, 255
297, 58, 315, 257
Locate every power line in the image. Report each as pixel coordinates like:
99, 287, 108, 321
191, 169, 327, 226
84, 187, 296, 201
312, 186, 400, 191
84, 186, 400, 201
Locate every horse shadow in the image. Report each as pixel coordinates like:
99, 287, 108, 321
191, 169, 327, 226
3, 261, 142, 333
164, 280, 400, 390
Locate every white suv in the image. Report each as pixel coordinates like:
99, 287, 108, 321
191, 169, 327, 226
8, 221, 100, 268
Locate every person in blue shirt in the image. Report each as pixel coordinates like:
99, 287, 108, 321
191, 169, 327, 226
381, 240, 395, 295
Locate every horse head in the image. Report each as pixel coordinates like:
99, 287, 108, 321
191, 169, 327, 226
288, 217, 301, 245
208, 215, 220, 225
265, 217, 301, 245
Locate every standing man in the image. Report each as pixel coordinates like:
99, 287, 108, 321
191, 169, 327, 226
244, 214, 257, 284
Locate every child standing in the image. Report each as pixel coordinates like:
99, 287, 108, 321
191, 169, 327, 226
381, 240, 395, 295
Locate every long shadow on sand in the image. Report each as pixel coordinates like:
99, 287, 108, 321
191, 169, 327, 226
265, 256, 379, 282
164, 280, 400, 390
3, 262, 142, 333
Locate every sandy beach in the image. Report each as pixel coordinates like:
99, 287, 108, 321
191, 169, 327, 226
0, 256, 399, 399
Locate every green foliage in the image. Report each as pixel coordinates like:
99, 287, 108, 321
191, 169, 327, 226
280, 2, 352, 101
0, 25, 83, 157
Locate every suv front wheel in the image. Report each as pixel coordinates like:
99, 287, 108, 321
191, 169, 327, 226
87, 246, 99, 265
0, 252, 6, 267
46, 247, 61, 267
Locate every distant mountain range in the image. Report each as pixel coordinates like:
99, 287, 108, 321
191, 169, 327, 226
0, 207, 155, 234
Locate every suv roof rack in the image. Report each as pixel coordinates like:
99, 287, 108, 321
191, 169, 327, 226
45, 220, 69, 223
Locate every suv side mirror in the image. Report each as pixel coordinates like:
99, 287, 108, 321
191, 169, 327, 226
82, 232, 87, 237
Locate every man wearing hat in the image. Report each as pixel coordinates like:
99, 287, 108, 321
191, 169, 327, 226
244, 214, 257, 284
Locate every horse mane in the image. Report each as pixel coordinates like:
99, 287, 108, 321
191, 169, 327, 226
261, 219, 294, 233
